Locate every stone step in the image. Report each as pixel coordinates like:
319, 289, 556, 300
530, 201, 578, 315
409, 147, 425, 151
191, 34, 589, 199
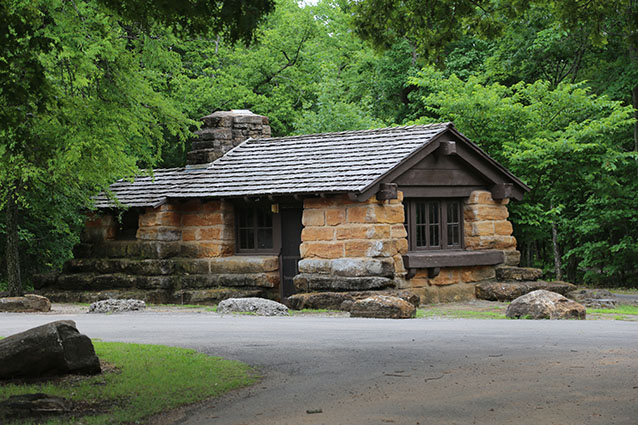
38, 270, 280, 292
36, 288, 272, 305
495, 266, 543, 281
475, 280, 577, 302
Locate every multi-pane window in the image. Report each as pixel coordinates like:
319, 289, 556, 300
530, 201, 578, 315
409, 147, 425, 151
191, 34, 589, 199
405, 199, 463, 250
236, 206, 274, 252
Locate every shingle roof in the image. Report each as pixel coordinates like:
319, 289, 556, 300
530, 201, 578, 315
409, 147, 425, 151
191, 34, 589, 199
94, 123, 451, 208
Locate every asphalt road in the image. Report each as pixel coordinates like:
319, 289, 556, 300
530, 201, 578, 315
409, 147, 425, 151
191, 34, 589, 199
1, 312, 637, 425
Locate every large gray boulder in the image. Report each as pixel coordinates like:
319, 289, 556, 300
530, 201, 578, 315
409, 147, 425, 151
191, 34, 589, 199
88, 298, 146, 313
506, 290, 586, 320
0, 320, 101, 379
217, 297, 289, 316
350, 295, 416, 319
0, 294, 51, 312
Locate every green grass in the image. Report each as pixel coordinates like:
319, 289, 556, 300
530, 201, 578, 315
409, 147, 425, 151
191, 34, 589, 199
416, 308, 506, 320
157, 303, 217, 312
609, 288, 638, 294
588, 305, 638, 315
0, 342, 256, 424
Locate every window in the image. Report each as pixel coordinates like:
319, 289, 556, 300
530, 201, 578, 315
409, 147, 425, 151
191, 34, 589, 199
115, 210, 139, 240
235, 205, 277, 253
404, 199, 463, 251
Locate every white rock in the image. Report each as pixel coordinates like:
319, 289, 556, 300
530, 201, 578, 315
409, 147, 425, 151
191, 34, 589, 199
88, 299, 146, 314
217, 297, 289, 316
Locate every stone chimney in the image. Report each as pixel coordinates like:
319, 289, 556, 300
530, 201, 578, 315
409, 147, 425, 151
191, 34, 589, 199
187, 109, 271, 166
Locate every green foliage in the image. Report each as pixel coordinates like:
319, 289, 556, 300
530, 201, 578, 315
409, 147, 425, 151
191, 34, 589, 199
0, 0, 271, 284
410, 68, 637, 285
0, 341, 256, 424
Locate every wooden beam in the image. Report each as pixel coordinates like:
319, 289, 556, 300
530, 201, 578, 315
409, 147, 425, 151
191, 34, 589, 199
439, 141, 456, 156
400, 186, 485, 198
402, 250, 504, 269
376, 183, 398, 200
491, 183, 513, 200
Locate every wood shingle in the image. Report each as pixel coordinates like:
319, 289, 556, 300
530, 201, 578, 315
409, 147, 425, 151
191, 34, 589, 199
94, 123, 452, 208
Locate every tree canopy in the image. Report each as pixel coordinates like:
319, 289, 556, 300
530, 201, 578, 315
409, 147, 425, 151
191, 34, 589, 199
1, 0, 637, 289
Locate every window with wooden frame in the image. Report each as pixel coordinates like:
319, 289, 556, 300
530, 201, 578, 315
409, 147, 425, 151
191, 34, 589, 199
404, 199, 463, 251
235, 204, 279, 253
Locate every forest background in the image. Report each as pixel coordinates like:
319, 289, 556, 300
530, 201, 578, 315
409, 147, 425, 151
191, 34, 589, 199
1, 0, 637, 292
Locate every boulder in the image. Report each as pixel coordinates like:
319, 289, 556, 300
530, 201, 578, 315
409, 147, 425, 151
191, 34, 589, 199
528, 280, 577, 295
476, 282, 528, 302
506, 290, 586, 320
476, 281, 577, 301
0, 320, 101, 379
88, 298, 146, 313
0, 294, 51, 312
350, 295, 416, 319
566, 289, 617, 309
217, 297, 289, 316
496, 266, 543, 281
0, 394, 69, 421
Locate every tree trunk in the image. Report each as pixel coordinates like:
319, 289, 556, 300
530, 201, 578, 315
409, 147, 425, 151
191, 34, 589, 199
630, 44, 638, 152
550, 202, 562, 281
6, 188, 23, 297
632, 84, 637, 153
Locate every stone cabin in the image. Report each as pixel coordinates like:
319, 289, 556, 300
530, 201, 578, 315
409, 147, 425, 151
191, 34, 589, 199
36, 110, 530, 305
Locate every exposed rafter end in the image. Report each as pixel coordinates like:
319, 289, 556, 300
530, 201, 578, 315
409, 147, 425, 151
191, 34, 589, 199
376, 183, 398, 201
491, 183, 513, 200
438, 140, 457, 156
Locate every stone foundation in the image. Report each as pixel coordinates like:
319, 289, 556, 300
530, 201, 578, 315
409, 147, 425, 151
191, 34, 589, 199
39, 200, 279, 302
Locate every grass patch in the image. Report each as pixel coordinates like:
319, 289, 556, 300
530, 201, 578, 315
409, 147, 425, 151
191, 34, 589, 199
588, 305, 638, 315
416, 308, 506, 320
609, 288, 638, 294
0, 342, 256, 424
157, 304, 217, 312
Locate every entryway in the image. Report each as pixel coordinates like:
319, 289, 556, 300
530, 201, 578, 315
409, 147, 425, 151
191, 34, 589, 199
279, 206, 303, 299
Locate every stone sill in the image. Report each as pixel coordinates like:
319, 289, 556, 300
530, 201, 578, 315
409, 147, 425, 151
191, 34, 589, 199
403, 250, 504, 279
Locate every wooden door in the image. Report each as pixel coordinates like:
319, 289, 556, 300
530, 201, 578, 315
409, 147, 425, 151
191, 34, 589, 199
280, 207, 303, 299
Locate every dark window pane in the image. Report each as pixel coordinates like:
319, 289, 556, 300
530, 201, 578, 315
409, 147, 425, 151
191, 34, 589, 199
257, 228, 273, 249
415, 202, 426, 247
238, 209, 253, 228
447, 201, 460, 247
239, 228, 254, 250
429, 202, 440, 247
257, 210, 272, 227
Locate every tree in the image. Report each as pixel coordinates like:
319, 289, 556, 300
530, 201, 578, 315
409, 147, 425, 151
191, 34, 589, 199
0, 0, 273, 296
351, 0, 638, 150
409, 68, 637, 284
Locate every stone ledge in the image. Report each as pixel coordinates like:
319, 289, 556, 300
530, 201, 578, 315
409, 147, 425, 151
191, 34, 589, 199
293, 273, 394, 292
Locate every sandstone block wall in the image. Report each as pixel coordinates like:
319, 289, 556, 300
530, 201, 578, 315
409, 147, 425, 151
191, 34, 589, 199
404, 190, 520, 304
44, 200, 279, 303
294, 193, 408, 292
463, 190, 519, 266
